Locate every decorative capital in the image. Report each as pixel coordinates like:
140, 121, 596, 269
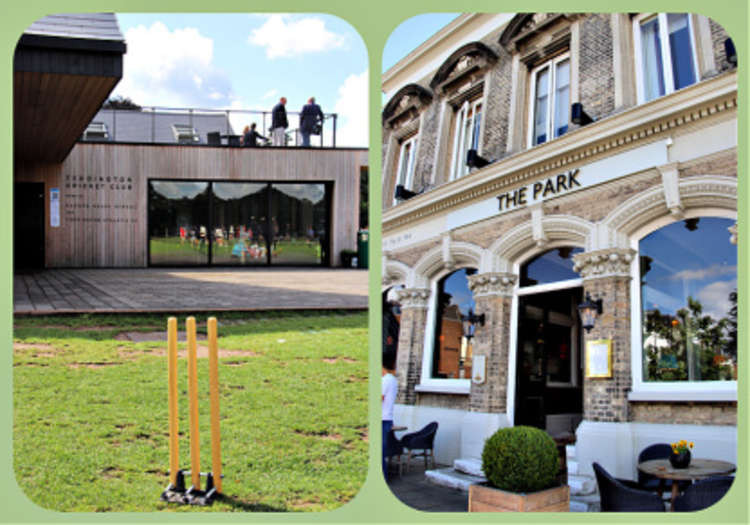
395, 288, 431, 309
573, 248, 636, 280
468, 272, 518, 297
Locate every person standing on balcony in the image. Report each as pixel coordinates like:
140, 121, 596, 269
299, 97, 324, 147
270, 97, 288, 146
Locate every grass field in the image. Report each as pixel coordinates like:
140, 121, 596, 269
13, 311, 368, 512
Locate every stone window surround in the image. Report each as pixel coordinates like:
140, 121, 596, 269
628, 208, 737, 402
506, 18, 580, 154
618, 13, 717, 108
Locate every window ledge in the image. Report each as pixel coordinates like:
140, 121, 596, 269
415, 383, 470, 395
628, 388, 737, 402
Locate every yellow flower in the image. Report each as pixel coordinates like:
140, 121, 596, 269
689, 442, 694, 448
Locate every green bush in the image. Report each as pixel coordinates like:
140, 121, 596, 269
481, 426, 559, 493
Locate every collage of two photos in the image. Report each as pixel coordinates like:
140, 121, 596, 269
8, 5, 744, 519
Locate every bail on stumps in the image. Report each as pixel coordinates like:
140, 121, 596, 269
160, 316, 223, 505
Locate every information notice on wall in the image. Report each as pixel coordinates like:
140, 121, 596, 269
50, 188, 60, 228
585, 339, 612, 378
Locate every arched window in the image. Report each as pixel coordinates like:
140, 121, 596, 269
431, 268, 477, 379
638, 217, 737, 384
520, 246, 583, 287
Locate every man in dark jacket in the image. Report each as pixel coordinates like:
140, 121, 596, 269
270, 97, 288, 146
299, 97, 324, 147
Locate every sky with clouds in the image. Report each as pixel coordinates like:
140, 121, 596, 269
112, 13, 367, 147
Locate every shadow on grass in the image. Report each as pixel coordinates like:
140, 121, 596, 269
216, 494, 288, 512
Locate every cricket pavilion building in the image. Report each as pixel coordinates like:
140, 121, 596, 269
381, 12, 738, 503
14, 14, 368, 271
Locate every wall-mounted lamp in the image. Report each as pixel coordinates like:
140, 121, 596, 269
395, 184, 419, 201
461, 308, 485, 340
466, 149, 491, 169
571, 102, 594, 126
577, 292, 603, 333
724, 38, 737, 67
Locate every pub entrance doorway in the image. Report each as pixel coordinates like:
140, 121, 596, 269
514, 286, 583, 435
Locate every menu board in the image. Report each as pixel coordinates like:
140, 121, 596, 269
585, 339, 612, 378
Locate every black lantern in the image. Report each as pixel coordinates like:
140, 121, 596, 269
461, 308, 485, 340
577, 292, 603, 333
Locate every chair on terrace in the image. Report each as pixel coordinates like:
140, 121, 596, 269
400, 421, 438, 472
673, 476, 734, 512
638, 443, 690, 497
593, 462, 666, 512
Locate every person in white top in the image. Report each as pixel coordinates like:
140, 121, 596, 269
382, 349, 398, 478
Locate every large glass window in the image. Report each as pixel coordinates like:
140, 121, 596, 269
530, 55, 570, 146
450, 98, 483, 181
148, 180, 330, 266
270, 183, 328, 265
520, 247, 583, 287
431, 268, 476, 379
148, 181, 210, 265
639, 217, 737, 382
636, 13, 697, 103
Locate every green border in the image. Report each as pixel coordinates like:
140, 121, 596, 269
2, 1, 748, 524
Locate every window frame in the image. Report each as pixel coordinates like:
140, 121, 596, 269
632, 13, 700, 104
628, 211, 738, 401
527, 52, 571, 148
393, 134, 419, 205
449, 96, 484, 182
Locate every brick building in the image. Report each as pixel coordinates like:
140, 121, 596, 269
381, 12, 737, 490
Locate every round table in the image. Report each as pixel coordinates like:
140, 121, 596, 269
637, 458, 736, 510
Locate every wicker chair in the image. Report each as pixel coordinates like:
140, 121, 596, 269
593, 462, 666, 512
383, 429, 404, 477
673, 476, 734, 512
400, 421, 438, 472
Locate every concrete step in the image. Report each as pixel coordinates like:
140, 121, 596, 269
566, 444, 576, 460
568, 474, 596, 496
425, 467, 486, 492
570, 492, 601, 512
567, 458, 579, 475
453, 457, 484, 477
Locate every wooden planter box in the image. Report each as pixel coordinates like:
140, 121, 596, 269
469, 483, 569, 512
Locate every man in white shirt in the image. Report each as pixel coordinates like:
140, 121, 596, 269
382, 349, 398, 478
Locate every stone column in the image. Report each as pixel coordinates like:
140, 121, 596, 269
467, 272, 517, 413
394, 288, 430, 404
573, 248, 636, 422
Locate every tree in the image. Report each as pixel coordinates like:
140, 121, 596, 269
103, 96, 141, 110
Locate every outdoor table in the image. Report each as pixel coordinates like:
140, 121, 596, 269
637, 458, 736, 510
221, 134, 241, 147
392, 425, 407, 432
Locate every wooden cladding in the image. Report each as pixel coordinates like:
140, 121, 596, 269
14, 143, 367, 268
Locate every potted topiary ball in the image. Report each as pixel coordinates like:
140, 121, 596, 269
468, 426, 569, 512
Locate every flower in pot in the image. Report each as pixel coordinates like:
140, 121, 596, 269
469, 426, 569, 512
669, 440, 693, 469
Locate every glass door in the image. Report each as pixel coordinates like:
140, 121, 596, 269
211, 182, 269, 266
269, 183, 329, 265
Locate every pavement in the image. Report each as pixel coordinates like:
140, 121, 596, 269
386, 463, 468, 512
13, 268, 368, 314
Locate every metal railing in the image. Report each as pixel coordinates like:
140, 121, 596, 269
82, 105, 338, 148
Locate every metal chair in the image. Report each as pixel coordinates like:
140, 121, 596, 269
383, 429, 404, 477
593, 462, 666, 512
400, 421, 438, 472
673, 476, 734, 511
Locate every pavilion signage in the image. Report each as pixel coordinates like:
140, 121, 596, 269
496, 169, 581, 212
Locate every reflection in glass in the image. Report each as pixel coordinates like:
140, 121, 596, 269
212, 183, 268, 265
270, 183, 329, 265
640, 217, 737, 382
520, 247, 583, 287
432, 268, 476, 379
149, 181, 209, 265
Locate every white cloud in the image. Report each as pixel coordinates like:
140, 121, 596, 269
331, 70, 368, 147
248, 15, 345, 59
262, 89, 278, 100
671, 264, 736, 282
696, 280, 736, 320
113, 21, 233, 108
